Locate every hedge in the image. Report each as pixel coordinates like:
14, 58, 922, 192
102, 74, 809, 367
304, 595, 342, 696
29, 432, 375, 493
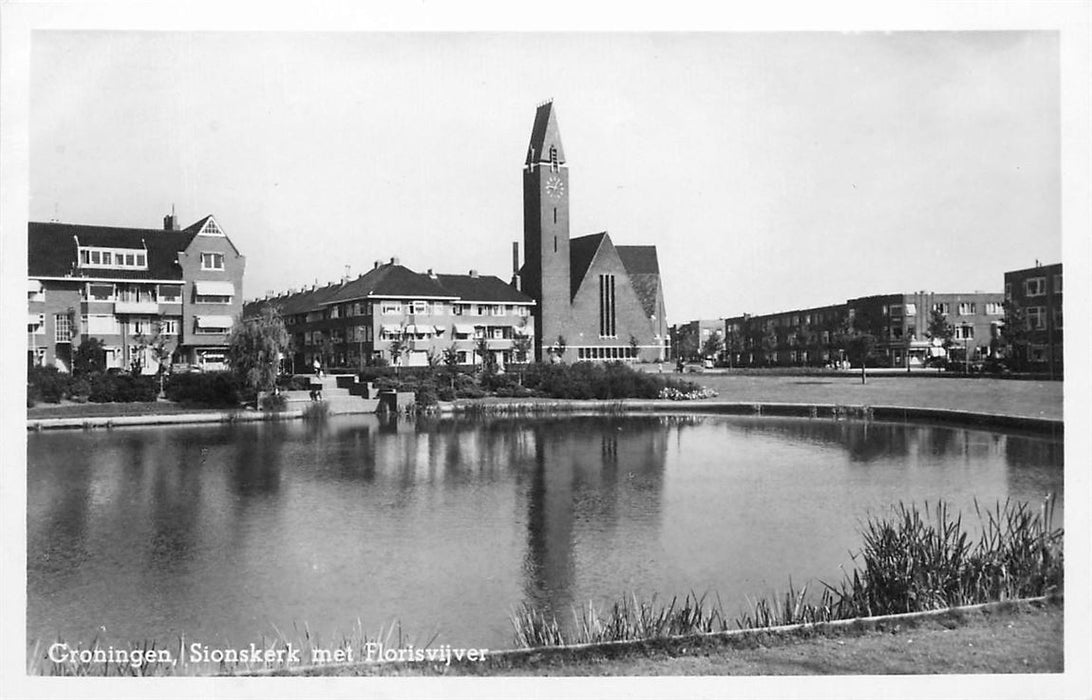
164, 371, 242, 407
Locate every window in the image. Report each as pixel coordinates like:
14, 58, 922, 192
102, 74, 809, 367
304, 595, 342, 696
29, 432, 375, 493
599, 273, 617, 337
132, 317, 153, 335
1054, 308, 1062, 329
380, 302, 401, 315
78, 246, 148, 270
1053, 274, 1062, 293
492, 305, 505, 316
515, 306, 529, 318
412, 301, 429, 315
1027, 306, 1047, 330
931, 303, 949, 314
477, 305, 490, 316
904, 303, 917, 316
452, 304, 464, 316
55, 314, 72, 343
985, 302, 1003, 315
88, 283, 115, 301
161, 319, 179, 335
953, 325, 974, 340
907, 325, 916, 339
159, 284, 182, 303
957, 302, 976, 316
86, 314, 120, 335
1025, 277, 1046, 297
329, 306, 341, 319
201, 252, 225, 270
195, 294, 232, 305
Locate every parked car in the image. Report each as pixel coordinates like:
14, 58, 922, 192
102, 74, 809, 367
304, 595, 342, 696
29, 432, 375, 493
980, 358, 1011, 375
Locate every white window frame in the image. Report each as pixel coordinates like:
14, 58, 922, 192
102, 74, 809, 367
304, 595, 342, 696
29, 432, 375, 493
1025, 277, 1046, 297
1026, 306, 1047, 330
201, 252, 225, 271
958, 302, 976, 316
54, 314, 73, 343
380, 301, 401, 315
412, 301, 429, 315
195, 294, 232, 305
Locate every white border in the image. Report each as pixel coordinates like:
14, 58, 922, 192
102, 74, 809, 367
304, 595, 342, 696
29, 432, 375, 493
2, 3, 1089, 699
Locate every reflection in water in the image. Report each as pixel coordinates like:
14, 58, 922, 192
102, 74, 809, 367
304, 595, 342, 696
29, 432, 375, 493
27, 414, 1062, 648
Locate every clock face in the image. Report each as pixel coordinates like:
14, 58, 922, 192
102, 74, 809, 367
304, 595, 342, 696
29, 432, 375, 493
545, 175, 565, 200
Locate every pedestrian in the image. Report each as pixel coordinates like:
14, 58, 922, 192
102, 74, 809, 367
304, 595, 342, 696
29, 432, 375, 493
312, 356, 322, 378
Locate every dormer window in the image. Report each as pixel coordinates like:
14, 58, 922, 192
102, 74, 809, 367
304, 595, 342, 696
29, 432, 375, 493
77, 245, 148, 271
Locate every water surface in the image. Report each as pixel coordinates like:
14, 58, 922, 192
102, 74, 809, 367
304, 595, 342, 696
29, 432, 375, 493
27, 414, 1063, 649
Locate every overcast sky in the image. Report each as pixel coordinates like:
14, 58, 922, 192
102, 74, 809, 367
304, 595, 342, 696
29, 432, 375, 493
30, 31, 1060, 321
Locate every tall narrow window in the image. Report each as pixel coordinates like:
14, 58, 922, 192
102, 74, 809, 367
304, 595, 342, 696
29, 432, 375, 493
554, 236, 557, 253
599, 274, 616, 338
553, 208, 557, 224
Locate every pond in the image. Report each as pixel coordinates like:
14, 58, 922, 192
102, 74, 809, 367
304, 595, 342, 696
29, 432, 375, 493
27, 414, 1063, 650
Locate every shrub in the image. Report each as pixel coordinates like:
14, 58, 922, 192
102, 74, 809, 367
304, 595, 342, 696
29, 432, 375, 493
260, 393, 288, 412
437, 387, 456, 402
87, 374, 157, 403
164, 371, 241, 407
522, 361, 700, 400
276, 374, 312, 391
28, 366, 70, 404
68, 377, 92, 403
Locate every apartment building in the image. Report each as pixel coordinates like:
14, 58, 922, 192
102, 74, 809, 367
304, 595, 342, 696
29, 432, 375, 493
245, 258, 536, 370
1004, 262, 1062, 373
28, 213, 245, 372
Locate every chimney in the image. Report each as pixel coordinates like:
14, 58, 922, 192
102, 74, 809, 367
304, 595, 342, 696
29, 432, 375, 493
469, 269, 479, 278
374, 260, 381, 270
427, 268, 437, 279
511, 241, 520, 290
390, 256, 400, 266
163, 205, 178, 231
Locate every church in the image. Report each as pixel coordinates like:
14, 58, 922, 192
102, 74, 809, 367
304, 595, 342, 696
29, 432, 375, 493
518, 101, 668, 363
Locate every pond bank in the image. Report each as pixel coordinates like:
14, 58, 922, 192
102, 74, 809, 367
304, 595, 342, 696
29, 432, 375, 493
27, 398, 1063, 434
255, 596, 1063, 677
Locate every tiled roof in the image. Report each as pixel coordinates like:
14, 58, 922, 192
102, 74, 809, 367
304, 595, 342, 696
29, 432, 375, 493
28, 221, 201, 280
246, 263, 531, 318
434, 273, 534, 303
327, 264, 455, 303
569, 232, 607, 300
617, 245, 662, 319
616, 245, 660, 276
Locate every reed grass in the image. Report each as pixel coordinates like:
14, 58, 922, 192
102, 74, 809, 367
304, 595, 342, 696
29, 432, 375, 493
512, 496, 1063, 647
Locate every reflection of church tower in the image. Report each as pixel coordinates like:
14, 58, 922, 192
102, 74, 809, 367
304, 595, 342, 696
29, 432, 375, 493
523, 101, 571, 360
522, 418, 669, 617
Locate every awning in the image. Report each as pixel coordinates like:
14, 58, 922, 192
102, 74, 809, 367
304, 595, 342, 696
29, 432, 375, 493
27, 279, 42, 293
28, 314, 42, 326
194, 280, 235, 296
381, 324, 403, 334
404, 324, 421, 334
453, 323, 475, 334
195, 315, 234, 330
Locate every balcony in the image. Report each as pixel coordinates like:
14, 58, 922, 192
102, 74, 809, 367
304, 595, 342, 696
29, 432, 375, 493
115, 300, 160, 314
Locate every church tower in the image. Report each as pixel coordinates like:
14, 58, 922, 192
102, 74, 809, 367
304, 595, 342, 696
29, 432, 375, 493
523, 100, 571, 360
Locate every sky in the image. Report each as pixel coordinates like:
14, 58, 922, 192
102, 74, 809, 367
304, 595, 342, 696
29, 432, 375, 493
29, 31, 1061, 322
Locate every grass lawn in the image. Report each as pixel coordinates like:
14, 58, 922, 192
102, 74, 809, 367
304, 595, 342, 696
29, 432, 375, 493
322, 600, 1062, 677
682, 373, 1062, 420
26, 400, 236, 419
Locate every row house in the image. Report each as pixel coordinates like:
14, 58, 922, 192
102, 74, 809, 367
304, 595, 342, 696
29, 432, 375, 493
723, 303, 848, 367
1003, 262, 1062, 374
28, 213, 245, 372
245, 258, 536, 370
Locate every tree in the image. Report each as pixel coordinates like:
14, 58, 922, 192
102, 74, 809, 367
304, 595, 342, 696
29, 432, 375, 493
845, 332, 877, 384
926, 308, 954, 354
700, 333, 723, 364
474, 336, 494, 373
388, 335, 408, 374
513, 333, 532, 364
551, 335, 568, 363
133, 320, 173, 396
72, 337, 107, 377
999, 300, 1028, 370
628, 333, 640, 361
761, 325, 778, 366
227, 308, 288, 396
442, 343, 460, 390
724, 328, 743, 369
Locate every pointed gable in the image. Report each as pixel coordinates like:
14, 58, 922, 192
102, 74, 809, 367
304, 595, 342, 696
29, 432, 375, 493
569, 232, 608, 301
526, 100, 566, 166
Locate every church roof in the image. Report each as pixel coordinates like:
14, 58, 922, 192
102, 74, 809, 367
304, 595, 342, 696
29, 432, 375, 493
526, 101, 566, 166
569, 232, 608, 300
617, 246, 662, 319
